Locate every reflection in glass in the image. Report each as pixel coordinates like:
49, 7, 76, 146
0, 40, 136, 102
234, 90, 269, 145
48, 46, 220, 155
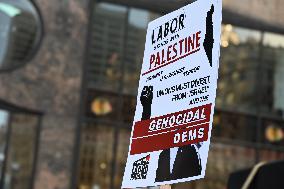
0, 11, 10, 66
78, 124, 114, 189
0, 0, 42, 71
262, 32, 284, 116
114, 129, 131, 188
265, 125, 284, 143
85, 90, 119, 121
86, 3, 160, 94
261, 118, 284, 145
263, 32, 284, 48
212, 110, 257, 142
217, 25, 261, 112
3, 113, 38, 189
123, 8, 160, 95
81, 3, 161, 189
0, 110, 9, 183
86, 3, 127, 92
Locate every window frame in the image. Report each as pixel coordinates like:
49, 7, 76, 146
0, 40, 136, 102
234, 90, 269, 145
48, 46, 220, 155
0, 99, 43, 189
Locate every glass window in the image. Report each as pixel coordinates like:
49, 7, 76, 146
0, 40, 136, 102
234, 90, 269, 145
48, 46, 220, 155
3, 113, 38, 189
214, 24, 263, 143
123, 8, 159, 95
212, 110, 257, 142
0, 12, 10, 66
79, 3, 160, 189
217, 25, 262, 113
86, 3, 160, 95
0, 0, 43, 71
113, 129, 131, 189
78, 124, 114, 189
262, 32, 284, 115
86, 3, 127, 92
0, 110, 9, 183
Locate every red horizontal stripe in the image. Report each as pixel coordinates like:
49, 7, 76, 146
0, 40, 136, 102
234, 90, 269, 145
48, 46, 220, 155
130, 123, 209, 155
132, 103, 211, 138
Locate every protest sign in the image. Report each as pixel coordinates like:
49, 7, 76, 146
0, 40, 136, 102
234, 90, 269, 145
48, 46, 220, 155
122, 0, 222, 187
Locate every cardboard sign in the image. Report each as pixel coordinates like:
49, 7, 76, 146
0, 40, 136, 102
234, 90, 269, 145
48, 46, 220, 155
122, 0, 222, 187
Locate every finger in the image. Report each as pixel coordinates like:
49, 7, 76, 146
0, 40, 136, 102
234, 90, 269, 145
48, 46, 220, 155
160, 185, 171, 189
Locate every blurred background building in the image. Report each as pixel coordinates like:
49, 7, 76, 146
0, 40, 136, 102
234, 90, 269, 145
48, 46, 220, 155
0, 0, 284, 189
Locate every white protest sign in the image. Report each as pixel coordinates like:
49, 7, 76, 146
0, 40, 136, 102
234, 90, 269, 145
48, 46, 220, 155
122, 0, 222, 187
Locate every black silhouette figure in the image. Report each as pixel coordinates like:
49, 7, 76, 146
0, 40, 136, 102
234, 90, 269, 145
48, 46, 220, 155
155, 145, 202, 182
203, 4, 214, 67
140, 86, 153, 120
139, 86, 202, 182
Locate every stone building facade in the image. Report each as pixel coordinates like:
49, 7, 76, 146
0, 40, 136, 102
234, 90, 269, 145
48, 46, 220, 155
223, 0, 284, 28
0, 0, 88, 188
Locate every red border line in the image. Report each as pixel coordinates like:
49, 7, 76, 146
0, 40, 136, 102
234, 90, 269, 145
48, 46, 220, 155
142, 48, 200, 76
147, 117, 207, 133
132, 121, 210, 140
